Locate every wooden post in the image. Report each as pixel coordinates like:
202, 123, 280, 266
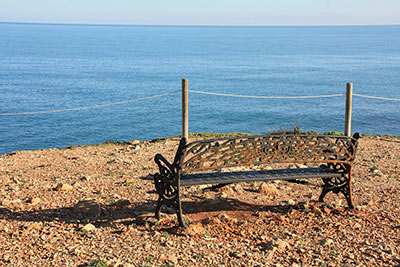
345, 83, 353, 137
182, 79, 188, 139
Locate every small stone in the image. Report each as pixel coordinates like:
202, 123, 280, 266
167, 254, 177, 263
2, 199, 23, 209
187, 223, 206, 236
22, 222, 42, 236
319, 238, 334, 246
259, 183, 279, 196
287, 199, 296, 206
275, 239, 290, 252
73, 199, 101, 219
198, 184, 213, 190
29, 197, 41, 205
81, 223, 96, 232
136, 212, 158, 225
80, 176, 90, 181
131, 140, 140, 145
159, 254, 168, 261
55, 183, 73, 191
125, 177, 136, 184
232, 183, 243, 193
295, 164, 307, 168
230, 251, 244, 258
311, 205, 323, 216
0, 206, 12, 214
217, 192, 228, 198
220, 186, 234, 195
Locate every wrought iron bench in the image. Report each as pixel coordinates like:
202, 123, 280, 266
154, 133, 360, 227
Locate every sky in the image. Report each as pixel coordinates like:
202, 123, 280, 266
0, 0, 399, 26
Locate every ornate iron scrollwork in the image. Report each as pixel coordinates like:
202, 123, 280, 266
319, 162, 354, 208
153, 139, 187, 226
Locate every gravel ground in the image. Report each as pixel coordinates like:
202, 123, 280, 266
0, 135, 399, 266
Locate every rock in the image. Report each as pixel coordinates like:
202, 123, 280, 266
217, 213, 238, 224
110, 194, 120, 199
232, 183, 243, 193
81, 223, 96, 232
131, 140, 140, 145
263, 239, 290, 257
203, 216, 221, 225
311, 205, 323, 216
22, 222, 42, 236
159, 254, 168, 261
319, 238, 334, 246
286, 199, 296, 206
220, 186, 234, 195
80, 175, 91, 181
186, 223, 206, 236
73, 199, 101, 219
257, 195, 269, 201
275, 239, 290, 252
259, 183, 279, 196
0, 206, 12, 214
295, 164, 307, 168
2, 199, 23, 209
136, 212, 158, 225
198, 184, 213, 190
167, 254, 177, 263
125, 177, 136, 184
229, 251, 244, 258
217, 192, 228, 198
29, 197, 41, 205
55, 183, 73, 191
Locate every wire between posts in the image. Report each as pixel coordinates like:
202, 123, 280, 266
0, 90, 181, 116
189, 90, 344, 99
353, 93, 400, 102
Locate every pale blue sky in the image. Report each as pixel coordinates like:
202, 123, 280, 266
0, 0, 399, 26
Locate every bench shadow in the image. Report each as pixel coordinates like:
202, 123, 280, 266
0, 197, 293, 227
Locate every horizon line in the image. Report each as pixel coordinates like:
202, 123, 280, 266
1, 20, 399, 28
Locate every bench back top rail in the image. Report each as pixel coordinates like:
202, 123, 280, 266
175, 134, 359, 175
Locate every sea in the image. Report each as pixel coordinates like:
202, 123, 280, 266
0, 22, 399, 155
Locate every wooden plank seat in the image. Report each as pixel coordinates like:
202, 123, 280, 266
153, 133, 360, 227
181, 168, 342, 186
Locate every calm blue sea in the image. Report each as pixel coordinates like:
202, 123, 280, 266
0, 23, 399, 155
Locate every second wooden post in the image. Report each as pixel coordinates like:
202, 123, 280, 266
345, 83, 353, 137
182, 79, 189, 139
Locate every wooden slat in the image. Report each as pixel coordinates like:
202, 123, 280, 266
180, 167, 341, 186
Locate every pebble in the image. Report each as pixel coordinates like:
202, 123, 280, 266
81, 223, 96, 232
186, 223, 206, 236
319, 238, 334, 246
80, 175, 91, 181
29, 197, 41, 205
73, 199, 101, 219
258, 182, 279, 196
55, 183, 73, 191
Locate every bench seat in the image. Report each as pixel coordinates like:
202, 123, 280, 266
181, 167, 341, 186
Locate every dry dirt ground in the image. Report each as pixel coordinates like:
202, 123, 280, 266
0, 136, 399, 266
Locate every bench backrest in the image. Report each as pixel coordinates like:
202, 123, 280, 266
176, 134, 359, 175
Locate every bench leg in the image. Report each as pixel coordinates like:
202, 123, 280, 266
318, 185, 331, 203
340, 181, 354, 209
319, 177, 354, 209
176, 195, 186, 227
154, 173, 186, 227
155, 196, 162, 221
